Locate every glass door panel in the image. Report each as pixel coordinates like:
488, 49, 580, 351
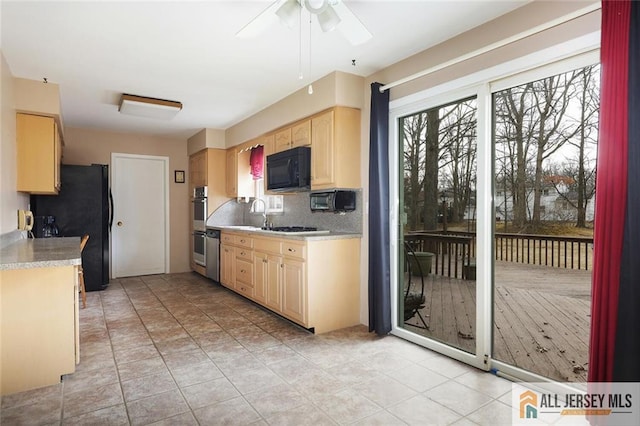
399, 97, 478, 354
491, 64, 599, 381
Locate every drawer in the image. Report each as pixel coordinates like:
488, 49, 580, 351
221, 233, 235, 244
234, 235, 253, 248
236, 282, 255, 298
236, 247, 253, 261
282, 241, 306, 260
235, 258, 253, 284
254, 237, 282, 254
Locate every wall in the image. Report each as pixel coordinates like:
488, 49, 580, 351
225, 71, 364, 147
0, 51, 29, 240
62, 127, 190, 273
187, 128, 225, 156
359, 1, 601, 324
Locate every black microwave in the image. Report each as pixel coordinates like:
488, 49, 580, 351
266, 146, 311, 192
310, 190, 356, 212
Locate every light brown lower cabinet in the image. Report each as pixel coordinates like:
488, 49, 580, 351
0, 265, 78, 396
220, 244, 235, 288
220, 231, 360, 333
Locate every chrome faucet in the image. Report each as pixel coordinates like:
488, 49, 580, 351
251, 198, 268, 228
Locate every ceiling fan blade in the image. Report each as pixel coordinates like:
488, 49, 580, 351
333, 1, 372, 45
236, 0, 286, 39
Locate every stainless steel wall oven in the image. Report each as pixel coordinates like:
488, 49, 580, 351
192, 186, 207, 231
193, 230, 206, 267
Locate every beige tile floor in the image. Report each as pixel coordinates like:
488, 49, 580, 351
0, 273, 515, 425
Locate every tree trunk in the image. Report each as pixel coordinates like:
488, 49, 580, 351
423, 109, 440, 230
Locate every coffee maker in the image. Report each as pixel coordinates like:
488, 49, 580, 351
34, 215, 59, 238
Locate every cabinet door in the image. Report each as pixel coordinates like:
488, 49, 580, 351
254, 252, 268, 304
235, 257, 253, 288
225, 149, 238, 197
220, 244, 235, 288
266, 255, 282, 311
291, 120, 311, 148
189, 150, 207, 189
310, 111, 335, 187
54, 122, 62, 191
274, 128, 291, 152
17, 113, 60, 194
281, 258, 306, 324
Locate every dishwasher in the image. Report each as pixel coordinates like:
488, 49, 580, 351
205, 228, 220, 282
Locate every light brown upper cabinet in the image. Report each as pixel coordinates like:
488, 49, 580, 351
226, 145, 254, 199
311, 107, 361, 190
273, 119, 311, 153
274, 128, 292, 153
225, 148, 238, 198
189, 149, 207, 190
291, 120, 311, 148
17, 113, 62, 194
188, 148, 227, 215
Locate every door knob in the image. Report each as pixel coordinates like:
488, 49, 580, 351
117, 221, 123, 226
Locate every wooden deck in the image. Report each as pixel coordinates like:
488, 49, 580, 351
403, 261, 591, 382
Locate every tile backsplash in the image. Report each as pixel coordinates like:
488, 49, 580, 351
207, 190, 363, 234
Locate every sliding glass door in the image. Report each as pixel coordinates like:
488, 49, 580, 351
390, 47, 600, 382
398, 97, 478, 354
491, 61, 599, 382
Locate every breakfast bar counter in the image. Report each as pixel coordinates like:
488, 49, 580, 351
0, 237, 81, 396
0, 236, 81, 270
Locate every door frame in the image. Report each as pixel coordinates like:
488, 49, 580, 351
110, 152, 170, 278
387, 32, 600, 379
389, 84, 490, 372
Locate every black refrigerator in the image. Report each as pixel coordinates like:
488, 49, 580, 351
31, 164, 110, 291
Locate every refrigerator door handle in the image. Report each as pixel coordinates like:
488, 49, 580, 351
109, 189, 114, 231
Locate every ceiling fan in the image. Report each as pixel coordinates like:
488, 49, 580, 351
236, 0, 372, 46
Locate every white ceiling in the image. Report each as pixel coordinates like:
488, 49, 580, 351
1, 0, 528, 139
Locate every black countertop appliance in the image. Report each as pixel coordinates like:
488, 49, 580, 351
30, 164, 110, 291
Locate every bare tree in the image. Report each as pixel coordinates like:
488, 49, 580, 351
402, 113, 427, 230
494, 83, 536, 228
440, 100, 477, 222
529, 72, 582, 225
564, 65, 599, 227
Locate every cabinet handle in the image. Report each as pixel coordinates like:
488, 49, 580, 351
288, 248, 296, 253
280, 264, 283, 268
240, 269, 246, 273
263, 259, 267, 263
240, 239, 246, 243
240, 251, 245, 256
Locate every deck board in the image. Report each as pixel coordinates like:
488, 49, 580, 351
402, 261, 591, 382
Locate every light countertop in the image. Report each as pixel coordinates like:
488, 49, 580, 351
0, 237, 82, 270
210, 225, 361, 241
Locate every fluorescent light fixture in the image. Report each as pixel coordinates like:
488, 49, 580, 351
119, 94, 182, 120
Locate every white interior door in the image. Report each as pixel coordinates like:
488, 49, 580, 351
111, 153, 169, 278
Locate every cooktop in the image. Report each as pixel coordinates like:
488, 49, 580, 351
261, 226, 330, 234
265, 226, 317, 232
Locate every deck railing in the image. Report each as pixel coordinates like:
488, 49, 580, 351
405, 232, 474, 279
493, 232, 593, 271
404, 231, 593, 278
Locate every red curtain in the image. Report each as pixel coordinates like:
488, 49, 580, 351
588, 0, 631, 382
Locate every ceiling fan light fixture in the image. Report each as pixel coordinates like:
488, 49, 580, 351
119, 94, 182, 120
276, 0, 299, 28
317, 6, 340, 32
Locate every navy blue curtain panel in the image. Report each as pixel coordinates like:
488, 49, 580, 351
368, 82, 392, 335
614, 0, 640, 382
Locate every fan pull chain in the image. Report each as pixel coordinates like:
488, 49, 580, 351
298, 4, 303, 80
308, 11, 313, 95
